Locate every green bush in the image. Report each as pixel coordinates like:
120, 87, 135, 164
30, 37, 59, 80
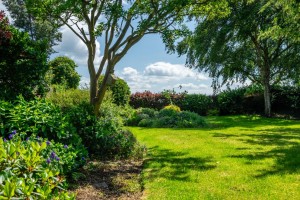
0, 133, 75, 199
128, 107, 206, 128
0, 100, 12, 135
163, 104, 181, 112
217, 88, 246, 115
178, 94, 213, 115
177, 111, 207, 128
46, 88, 89, 110
99, 76, 131, 106
0, 97, 88, 173
4, 97, 80, 145
66, 99, 139, 159
126, 108, 158, 126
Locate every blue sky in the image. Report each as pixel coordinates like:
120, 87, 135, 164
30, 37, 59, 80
1, 1, 247, 94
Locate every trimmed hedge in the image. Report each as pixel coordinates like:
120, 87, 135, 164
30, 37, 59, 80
130, 85, 300, 117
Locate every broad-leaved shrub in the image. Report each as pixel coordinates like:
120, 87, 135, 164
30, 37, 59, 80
0, 132, 76, 199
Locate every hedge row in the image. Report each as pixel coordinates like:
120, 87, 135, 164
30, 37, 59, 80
130, 86, 300, 117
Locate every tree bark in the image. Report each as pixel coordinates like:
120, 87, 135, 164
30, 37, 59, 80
263, 81, 271, 117
262, 65, 271, 117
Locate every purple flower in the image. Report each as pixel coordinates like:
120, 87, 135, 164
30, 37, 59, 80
8, 134, 14, 140
3, 138, 7, 142
26, 137, 29, 141
82, 157, 85, 161
46, 141, 50, 145
50, 151, 56, 159
12, 130, 16, 135
46, 158, 51, 164
55, 156, 60, 161
64, 145, 68, 148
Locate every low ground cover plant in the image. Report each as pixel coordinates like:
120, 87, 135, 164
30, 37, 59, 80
0, 131, 76, 199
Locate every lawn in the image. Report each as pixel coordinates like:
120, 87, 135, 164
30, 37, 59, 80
129, 116, 300, 200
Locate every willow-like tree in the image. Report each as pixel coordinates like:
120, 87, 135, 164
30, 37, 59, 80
24, 0, 213, 115
178, 0, 300, 116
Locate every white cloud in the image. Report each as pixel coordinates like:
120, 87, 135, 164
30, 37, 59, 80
118, 62, 212, 94
144, 62, 208, 81
122, 67, 138, 76
53, 25, 102, 69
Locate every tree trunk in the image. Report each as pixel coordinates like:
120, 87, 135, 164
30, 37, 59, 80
262, 65, 271, 117
263, 81, 271, 117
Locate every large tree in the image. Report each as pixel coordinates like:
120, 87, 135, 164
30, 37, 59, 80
178, 0, 300, 116
0, 11, 49, 100
3, 0, 62, 54
24, 0, 225, 115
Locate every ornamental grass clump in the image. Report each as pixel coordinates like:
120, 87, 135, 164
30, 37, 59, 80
0, 131, 76, 199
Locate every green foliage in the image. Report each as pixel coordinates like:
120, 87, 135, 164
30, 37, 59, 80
24, 0, 198, 114
217, 88, 247, 115
179, 94, 213, 115
271, 85, 300, 116
0, 100, 12, 135
48, 56, 81, 89
3, 0, 62, 54
65, 95, 139, 159
128, 107, 206, 128
0, 97, 88, 169
46, 88, 89, 110
130, 91, 185, 110
126, 108, 158, 126
163, 104, 181, 112
4, 97, 77, 143
0, 134, 75, 199
180, 0, 300, 116
0, 17, 49, 101
99, 76, 131, 106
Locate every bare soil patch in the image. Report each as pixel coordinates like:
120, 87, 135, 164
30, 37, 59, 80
70, 159, 143, 200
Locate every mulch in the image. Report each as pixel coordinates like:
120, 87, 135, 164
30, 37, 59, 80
70, 159, 143, 200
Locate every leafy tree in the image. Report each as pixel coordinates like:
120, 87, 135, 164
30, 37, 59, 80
178, 0, 300, 116
24, 0, 224, 115
0, 11, 48, 100
3, 0, 62, 54
260, 0, 300, 43
0, 11, 12, 45
48, 56, 81, 89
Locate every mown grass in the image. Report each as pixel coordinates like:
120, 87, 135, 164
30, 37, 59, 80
129, 115, 300, 200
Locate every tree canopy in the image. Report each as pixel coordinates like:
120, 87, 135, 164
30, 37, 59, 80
0, 11, 49, 100
178, 0, 300, 116
48, 56, 81, 89
3, 0, 62, 54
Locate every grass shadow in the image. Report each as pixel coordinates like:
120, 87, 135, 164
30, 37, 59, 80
143, 146, 216, 182
229, 127, 300, 177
